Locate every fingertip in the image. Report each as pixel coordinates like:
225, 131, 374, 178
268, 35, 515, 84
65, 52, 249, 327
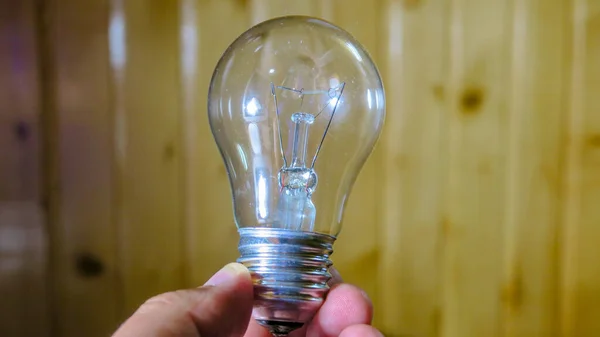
307, 284, 374, 337
203, 262, 251, 287
328, 283, 373, 322
339, 324, 384, 337
190, 263, 254, 336
331, 282, 373, 309
227, 262, 251, 276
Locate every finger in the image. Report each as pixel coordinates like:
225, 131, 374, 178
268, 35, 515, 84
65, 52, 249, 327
305, 283, 374, 337
339, 324, 384, 337
192, 263, 254, 336
113, 263, 253, 337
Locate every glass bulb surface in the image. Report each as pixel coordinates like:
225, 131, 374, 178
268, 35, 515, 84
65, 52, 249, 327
208, 15, 385, 336
208, 15, 385, 237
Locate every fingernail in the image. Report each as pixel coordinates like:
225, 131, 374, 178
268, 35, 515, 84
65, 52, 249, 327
327, 266, 343, 287
203, 263, 248, 287
329, 266, 343, 282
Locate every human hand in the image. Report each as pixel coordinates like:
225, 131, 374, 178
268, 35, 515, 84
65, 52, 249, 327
112, 263, 383, 337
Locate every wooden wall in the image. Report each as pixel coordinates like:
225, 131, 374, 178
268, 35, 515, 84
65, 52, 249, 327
0, 0, 599, 336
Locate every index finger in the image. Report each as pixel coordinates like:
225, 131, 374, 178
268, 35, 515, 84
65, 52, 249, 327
305, 281, 374, 336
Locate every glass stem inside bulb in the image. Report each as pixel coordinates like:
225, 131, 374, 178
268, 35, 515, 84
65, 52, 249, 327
277, 188, 316, 231
277, 112, 317, 231
291, 112, 313, 168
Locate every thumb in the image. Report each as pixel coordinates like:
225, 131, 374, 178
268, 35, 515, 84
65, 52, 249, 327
113, 263, 253, 337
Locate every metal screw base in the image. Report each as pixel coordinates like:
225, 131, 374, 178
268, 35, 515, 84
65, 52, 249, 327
237, 227, 336, 336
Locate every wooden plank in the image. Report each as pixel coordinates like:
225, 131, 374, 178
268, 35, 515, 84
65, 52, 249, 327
559, 0, 586, 335
499, 0, 567, 336
111, 0, 186, 316
440, 0, 512, 336
578, 1, 600, 333
180, 0, 248, 285
378, 0, 447, 335
561, 1, 600, 336
35, 0, 61, 333
48, 0, 121, 336
0, 0, 50, 336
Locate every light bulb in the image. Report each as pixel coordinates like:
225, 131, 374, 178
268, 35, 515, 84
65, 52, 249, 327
208, 15, 385, 336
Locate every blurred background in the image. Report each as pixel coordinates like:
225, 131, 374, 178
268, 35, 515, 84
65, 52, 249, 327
1, 0, 599, 336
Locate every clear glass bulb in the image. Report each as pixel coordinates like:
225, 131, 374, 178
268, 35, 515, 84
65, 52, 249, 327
208, 15, 385, 336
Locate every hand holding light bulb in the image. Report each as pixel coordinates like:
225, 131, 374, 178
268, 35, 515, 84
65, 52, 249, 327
111, 263, 384, 337
209, 15, 385, 336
